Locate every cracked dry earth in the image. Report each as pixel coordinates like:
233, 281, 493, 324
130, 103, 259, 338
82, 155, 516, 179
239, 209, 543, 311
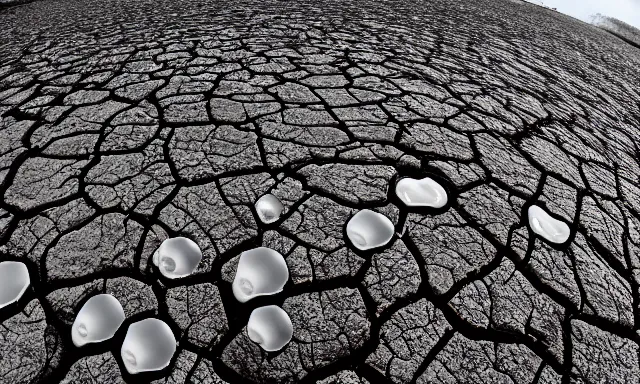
1, 0, 640, 382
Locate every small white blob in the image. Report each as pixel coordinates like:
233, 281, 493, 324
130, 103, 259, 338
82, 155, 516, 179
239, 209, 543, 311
120, 318, 176, 374
346, 209, 394, 251
0, 261, 30, 309
152, 237, 202, 279
395, 177, 448, 208
72, 294, 125, 347
255, 194, 285, 224
528, 205, 571, 244
247, 305, 293, 352
232, 247, 289, 303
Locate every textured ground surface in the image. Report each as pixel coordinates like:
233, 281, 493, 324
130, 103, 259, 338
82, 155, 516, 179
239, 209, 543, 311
1, 0, 640, 382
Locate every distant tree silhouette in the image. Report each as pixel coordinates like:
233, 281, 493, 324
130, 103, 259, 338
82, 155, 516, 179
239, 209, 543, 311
590, 13, 640, 47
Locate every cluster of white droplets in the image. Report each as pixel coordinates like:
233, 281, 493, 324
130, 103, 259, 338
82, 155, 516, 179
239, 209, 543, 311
346, 176, 451, 250
232, 246, 292, 351
0, 176, 573, 375
230, 194, 293, 352
70, 292, 178, 374
346, 176, 572, 250
70, 235, 204, 374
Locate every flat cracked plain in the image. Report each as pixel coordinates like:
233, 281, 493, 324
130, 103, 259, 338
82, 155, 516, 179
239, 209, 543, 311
0, 0, 639, 383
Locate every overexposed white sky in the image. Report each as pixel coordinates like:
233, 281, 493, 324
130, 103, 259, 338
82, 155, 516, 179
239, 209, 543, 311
529, 0, 640, 28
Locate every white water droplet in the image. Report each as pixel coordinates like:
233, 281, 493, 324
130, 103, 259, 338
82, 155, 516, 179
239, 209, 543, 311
247, 305, 293, 352
527, 205, 570, 244
120, 318, 176, 374
0, 261, 30, 309
72, 294, 125, 347
232, 247, 289, 303
346, 209, 394, 251
153, 237, 202, 279
255, 194, 284, 224
395, 177, 448, 208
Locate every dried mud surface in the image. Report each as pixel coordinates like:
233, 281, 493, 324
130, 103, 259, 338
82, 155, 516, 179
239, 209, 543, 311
0, 0, 639, 382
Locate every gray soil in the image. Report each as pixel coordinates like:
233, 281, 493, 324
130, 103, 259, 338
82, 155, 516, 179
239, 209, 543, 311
0, 0, 639, 383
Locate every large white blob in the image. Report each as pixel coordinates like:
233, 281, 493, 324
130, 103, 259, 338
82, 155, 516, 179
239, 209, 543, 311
255, 194, 284, 224
121, 318, 176, 374
0, 261, 30, 309
395, 177, 448, 208
152, 237, 202, 279
232, 247, 289, 303
72, 294, 125, 347
247, 305, 293, 352
346, 209, 394, 251
528, 205, 571, 244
